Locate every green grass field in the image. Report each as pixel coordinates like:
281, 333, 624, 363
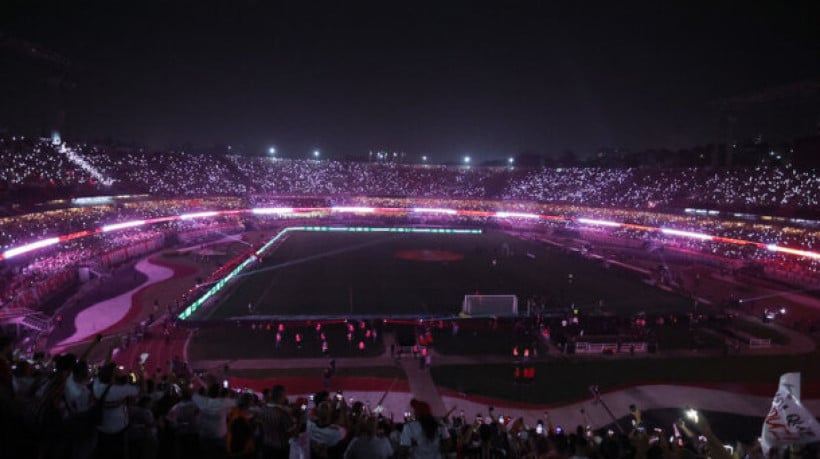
188, 324, 385, 360
431, 351, 820, 404
198, 230, 692, 320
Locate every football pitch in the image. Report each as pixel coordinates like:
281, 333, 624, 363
193, 229, 692, 320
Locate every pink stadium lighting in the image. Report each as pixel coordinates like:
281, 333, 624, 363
102, 220, 146, 232
766, 244, 820, 260
331, 206, 375, 213
252, 207, 294, 215
412, 207, 457, 215
660, 228, 713, 241
179, 211, 220, 220
577, 218, 621, 227
3, 237, 61, 259
494, 211, 540, 219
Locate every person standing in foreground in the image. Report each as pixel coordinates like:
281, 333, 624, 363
400, 399, 451, 459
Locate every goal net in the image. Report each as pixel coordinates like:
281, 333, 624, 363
462, 294, 518, 316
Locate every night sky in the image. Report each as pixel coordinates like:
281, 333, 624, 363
1, 1, 818, 161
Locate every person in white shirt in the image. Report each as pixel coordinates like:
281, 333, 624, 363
343, 416, 393, 459
192, 383, 236, 455
64, 361, 92, 415
400, 399, 451, 459
64, 361, 96, 459
92, 362, 140, 458
307, 400, 347, 455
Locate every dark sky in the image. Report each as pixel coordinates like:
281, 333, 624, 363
1, 1, 818, 161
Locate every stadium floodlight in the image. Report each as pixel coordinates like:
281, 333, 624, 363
180, 211, 219, 220
102, 220, 146, 232
577, 218, 621, 227
464, 155, 471, 164
313, 150, 320, 158
660, 228, 712, 241
422, 155, 428, 162
3, 237, 61, 259
508, 157, 514, 164
268, 147, 276, 155
495, 211, 540, 219
412, 207, 457, 215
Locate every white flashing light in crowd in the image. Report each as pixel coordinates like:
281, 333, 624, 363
313, 150, 320, 158
495, 211, 540, 219
252, 207, 294, 215
331, 206, 375, 213
508, 157, 514, 164
179, 211, 219, 220
422, 155, 428, 162
464, 156, 471, 164
577, 218, 621, 227
59, 143, 115, 186
268, 147, 276, 155
4, 237, 61, 259
102, 220, 147, 232
72, 196, 114, 206
661, 228, 713, 241
412, 207, 457, 215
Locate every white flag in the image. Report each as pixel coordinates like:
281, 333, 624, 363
760, 372, 820, 453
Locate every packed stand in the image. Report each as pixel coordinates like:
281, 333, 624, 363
1, 334, 802, 459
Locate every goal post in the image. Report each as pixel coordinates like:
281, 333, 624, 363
462, 294, 519, 316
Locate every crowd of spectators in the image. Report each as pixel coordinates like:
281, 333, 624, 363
1, 334, 788, 459
503, 167, 819, 210
2, 136, 818, 212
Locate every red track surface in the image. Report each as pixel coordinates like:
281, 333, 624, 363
97, 257, 197, 338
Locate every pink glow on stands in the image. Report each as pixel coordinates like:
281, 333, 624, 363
412, 207, 457, 215
145, 216, 181, 225
252, 207, 294, 215
1, 205, 819, 263
713, 236, 756, 246
102, 220, 146, 232
3, 237, 60, 259
61, 230, 94, 242
330, 206, 375, 213
660, 228, 713, 241
179, 211, 219, 220
456, 210, 494, 217
622, 223, 655, 232
494, 211, 540, 219
577, 218, 621, 227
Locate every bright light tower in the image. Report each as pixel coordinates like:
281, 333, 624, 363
268, 147, 276, 155
422, 155, 428, 162
313, 150, 320, 158
464, 155, 471, 164
508, 157, 514, 165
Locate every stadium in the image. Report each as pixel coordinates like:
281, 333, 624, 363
2, 139, 820, 457
2, 3, 820, 459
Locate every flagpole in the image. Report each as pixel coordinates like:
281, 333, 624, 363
589, 385, 624, 433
